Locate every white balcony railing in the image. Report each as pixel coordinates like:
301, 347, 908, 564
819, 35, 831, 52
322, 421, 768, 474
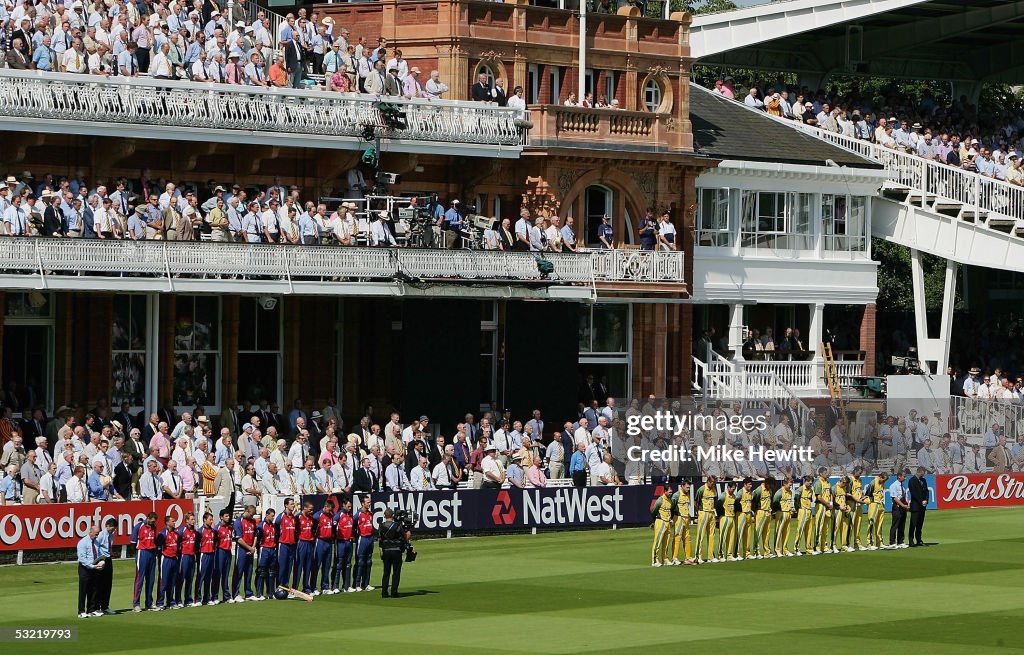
793, 122, 1024, 221
0, 238, 684, 286
0, 69, 526, 150
740, 360, 815, 389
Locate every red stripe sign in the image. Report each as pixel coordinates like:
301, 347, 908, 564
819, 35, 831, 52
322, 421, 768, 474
0, 500, 192, 551
935, 473, 1024, 509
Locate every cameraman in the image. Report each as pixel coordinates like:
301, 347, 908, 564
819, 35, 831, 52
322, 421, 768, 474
378, 508, 410, 598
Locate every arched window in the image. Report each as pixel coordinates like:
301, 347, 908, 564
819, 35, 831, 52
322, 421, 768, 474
585, 185, 612, 247
643, 78, 663, 113
477, 64, 496, 87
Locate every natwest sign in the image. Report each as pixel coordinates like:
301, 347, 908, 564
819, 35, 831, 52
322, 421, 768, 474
304, 485, 654, 532
0, 500, 189, 551
936, 474, 1024, 509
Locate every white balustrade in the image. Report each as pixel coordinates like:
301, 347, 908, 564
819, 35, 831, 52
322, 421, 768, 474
793, 122, 1024, 221
0, 238, 684, 285
741, 360, 815, 389
834, 360, 866, 388
0, 69, 526, 148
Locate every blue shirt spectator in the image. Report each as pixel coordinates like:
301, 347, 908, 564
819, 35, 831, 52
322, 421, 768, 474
76, 534, 100, 568
888, 478, 908, 505
569, 450, 586, 475
95, 526, 113, 558
597, 221, 613, 249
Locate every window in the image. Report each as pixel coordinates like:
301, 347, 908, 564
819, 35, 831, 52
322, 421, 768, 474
578, 304, 631, 404
237, 297, 281, 407
579, 303, 629, 354
173, 296, 219, 409
549, 66, 562, 104
527, 64, 540, 104
477, 64, 495, 87
823, 194, 867, 252
585, 185, 612, 247
4, 292, 52, 318
480, 302, 498, 408
604, 71, 618, 106
112, 296, 146, 408
740, 191, 814, 250
643, 79, 662, 113
585, 69, 595, 97
697, 188, 731, 247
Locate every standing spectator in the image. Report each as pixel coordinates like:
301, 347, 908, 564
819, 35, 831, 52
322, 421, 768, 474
20, 449, 41, 505
887, 470, 909, 549
907, 467, 929, 547
94, 518, 117, 615
77, 525, 103, 618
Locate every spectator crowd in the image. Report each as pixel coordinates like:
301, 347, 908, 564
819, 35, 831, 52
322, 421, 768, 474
0, 396, 642, 507
0, 0, 463, 100
0, 170, 683, 252
711, 75, 1024, 185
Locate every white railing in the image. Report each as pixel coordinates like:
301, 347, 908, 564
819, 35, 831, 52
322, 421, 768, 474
794, 122, 1024, 221
834, 360, 866, 387
0, 238, 684, 285
740, 360, 814, 389
591, 248, 685, 283
949, 395, 1023, 439
247, 2, 287, 49
0, 69, 527, 148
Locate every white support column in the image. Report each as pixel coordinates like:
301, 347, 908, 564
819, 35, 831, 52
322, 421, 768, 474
145, 293, 160, 413
937, 259, 958, 372
809, 302, 825, 391
910, 249, 957, 374
728, 303, 746, 362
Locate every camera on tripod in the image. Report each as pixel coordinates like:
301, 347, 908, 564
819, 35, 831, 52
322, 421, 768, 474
393, 509, 418, 562
889, 347, 924, 375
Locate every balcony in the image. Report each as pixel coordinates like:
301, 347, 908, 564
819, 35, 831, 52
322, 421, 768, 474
694, 354, 866, 398
0, 69, 526, 158
0, 238, 684, 300
526, 105, 689, 152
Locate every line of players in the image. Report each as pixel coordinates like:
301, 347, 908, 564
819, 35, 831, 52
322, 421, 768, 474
129, 495, 376, 611
651, 466, 893, 565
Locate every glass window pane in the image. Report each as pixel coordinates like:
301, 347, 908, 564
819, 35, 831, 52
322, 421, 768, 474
578, 308, 593, 353
238, 297, 257, 351
173, 353, 216, 407
237, 353, 278, 405
849, 196, 866, 251
591, 304, 629, 353
5, 292, 52, 318
740, 190, 756, 247
256, 302, 281, 351
112, 353, 145, 407
195, 297, 218, 350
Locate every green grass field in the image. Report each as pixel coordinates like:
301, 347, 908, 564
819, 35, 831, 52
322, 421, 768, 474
2, 507, 1023, 654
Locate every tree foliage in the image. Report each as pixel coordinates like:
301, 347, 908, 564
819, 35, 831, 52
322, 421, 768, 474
671, 0, 736, 15
872, 238, 960, 313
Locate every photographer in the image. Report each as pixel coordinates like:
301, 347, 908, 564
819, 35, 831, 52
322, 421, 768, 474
378, 508, 411, 598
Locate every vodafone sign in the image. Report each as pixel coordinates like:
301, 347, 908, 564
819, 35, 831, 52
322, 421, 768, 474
936, 474, 1024, 509
0, 500, 190, 551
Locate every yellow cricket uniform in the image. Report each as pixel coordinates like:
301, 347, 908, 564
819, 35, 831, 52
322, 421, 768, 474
672, 490, 692, 562
774, 486, 795, 555
754, 485, 773, 556
796, 483, 815, 553
737, 488, 755, 557
813, 477, 834, 552
850, 476, 865, 548
718, 489, 737, 559
651, 493, 674, 564
867, 478, 887, 547
833, 481, 850, 549
694, 483, 718, 562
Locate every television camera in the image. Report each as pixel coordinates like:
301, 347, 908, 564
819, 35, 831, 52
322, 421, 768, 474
889, 347, 925, 375
394, 509, 418, 562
